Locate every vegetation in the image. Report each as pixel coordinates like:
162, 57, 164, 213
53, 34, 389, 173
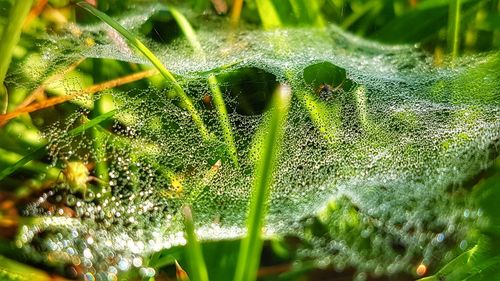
0, 0, 498, 281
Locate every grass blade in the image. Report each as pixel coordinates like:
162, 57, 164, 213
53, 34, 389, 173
447, 0, 461, 59
77, 2, 210, 141
0, 0, 33, 85
0, 255, 60, 281
0, 110, 116, 181
0, 0, 33, 114
169, 6, 239, 166
230, 0, 244, 28
255, 0, 282, 29
182, 205, 209, 281
234, 84, 292, 281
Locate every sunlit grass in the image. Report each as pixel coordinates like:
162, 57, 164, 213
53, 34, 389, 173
234, 84, 292, 281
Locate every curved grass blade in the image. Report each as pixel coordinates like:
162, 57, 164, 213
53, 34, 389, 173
175, 260, 191, 281
0, 0, 33, 114
0, 0, 33, 86
77, 2, 210, 141
169, 6, 239, 166
0, 110, 116, 182
234, 84, 292, 281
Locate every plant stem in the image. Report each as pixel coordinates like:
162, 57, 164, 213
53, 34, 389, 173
234, 84, 292, 281
447, 0, 461, 59
230, 0, 244, 28
77, 2, 210, 141
182, 205, 209, 281
169, 6, 239, 166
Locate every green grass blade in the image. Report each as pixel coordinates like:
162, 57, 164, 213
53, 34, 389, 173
168, 7, 204, 56
0, 0, 33, 85
182, 205, 209, 281
234, 84, 292, 281
169, 6, 239, 166
0, 110, 116, 182
255, 0, 283, 29
77, 2, 210, 141
447, 0, 461, 59
0, 255, 55, 281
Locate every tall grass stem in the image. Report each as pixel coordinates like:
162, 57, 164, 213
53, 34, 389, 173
447, 0, 461, 59
182, 205, 209, 281
234, 84, 292, 281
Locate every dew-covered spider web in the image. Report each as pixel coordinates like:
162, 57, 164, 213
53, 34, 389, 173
9, 3, 500, 280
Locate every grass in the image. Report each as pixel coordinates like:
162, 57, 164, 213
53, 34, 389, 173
234, 84, 292, 281
447, 0, 461, 59
255, 0, 282, 29
182, 205, 209, 281
0, 0, 33, 114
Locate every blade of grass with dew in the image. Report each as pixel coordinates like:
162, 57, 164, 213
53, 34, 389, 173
418, 238, 500, 281
234, 84, 292, 281
0, 110, 116, 182
286, 71, 340, 146
182, 205, 209, 281
447, 0, 461, 59
169, 6, 239, 166
77, 2, 210, 141
0, 0, 33, 114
